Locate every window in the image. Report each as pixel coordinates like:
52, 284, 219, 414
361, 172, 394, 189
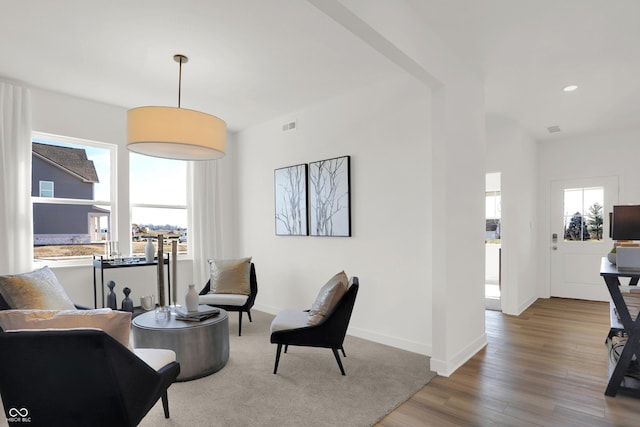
130, 153, 188, 256
39, 181, 54, 197
32, 132, 113, 260
563, 187, 604, 241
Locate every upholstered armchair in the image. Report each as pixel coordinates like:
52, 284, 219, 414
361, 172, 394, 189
0, 328, 180, 426
199, 259, 258, 336
270, 273, 359, 375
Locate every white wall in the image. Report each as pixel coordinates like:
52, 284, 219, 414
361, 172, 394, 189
235, 74, 433, 354
486, 117, 539, 315
537, 129, 640, 297
322, 0, 487, 375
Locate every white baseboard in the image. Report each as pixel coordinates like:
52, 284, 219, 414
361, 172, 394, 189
254, 303, 432, 356
430, 332, 487, 377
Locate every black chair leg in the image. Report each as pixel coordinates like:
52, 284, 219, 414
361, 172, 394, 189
273, 344, 283, 374
284, 344, 288, 353
238, 312, 243, 336
341, 346, 346, 357
162, 391, 170, 418
332, 348, 346, 376
247, 310, 253, 322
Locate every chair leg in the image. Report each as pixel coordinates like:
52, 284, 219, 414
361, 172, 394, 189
247, 310, 253, 322
341, 346, 346, 357
161, 391, 170, 418
332, 348, 346, 376
238, 311, 243, 336
273, 344, 283, 374
284, 344, 288, 353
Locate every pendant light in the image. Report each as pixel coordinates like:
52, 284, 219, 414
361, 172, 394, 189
127, 54, 226, 160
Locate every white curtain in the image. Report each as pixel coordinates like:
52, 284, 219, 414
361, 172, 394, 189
0, 82, 33, 274
189, 160, 223, 286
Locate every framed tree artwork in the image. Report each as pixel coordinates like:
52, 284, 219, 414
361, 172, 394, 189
274, 163, 308, 236
308, 155, 351, 237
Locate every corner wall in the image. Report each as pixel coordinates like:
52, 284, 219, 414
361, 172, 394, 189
235, 74, 433, 354
486, 117, 539, 315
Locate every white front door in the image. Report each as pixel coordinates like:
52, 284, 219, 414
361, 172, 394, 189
550, 176, 618, 300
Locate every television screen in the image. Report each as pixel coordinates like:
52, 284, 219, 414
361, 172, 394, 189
612, 205, 640, 240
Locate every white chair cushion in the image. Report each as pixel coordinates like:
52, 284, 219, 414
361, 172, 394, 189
270, 309, 309, 333
199, 293, 248, 306
133, 348, 177, 372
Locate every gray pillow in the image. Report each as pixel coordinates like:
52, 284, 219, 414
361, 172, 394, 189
307, 271, 348, 326
0, 266, 76, 310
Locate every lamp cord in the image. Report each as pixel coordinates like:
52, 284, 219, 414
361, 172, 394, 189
177, 57, 183, 108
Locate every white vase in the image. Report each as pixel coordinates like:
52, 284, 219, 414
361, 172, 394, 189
144, 238, 155, 263
185, 284, 199, 312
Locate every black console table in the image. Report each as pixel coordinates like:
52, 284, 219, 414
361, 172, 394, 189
600, 257, 640, 397
92, 254, 171, 309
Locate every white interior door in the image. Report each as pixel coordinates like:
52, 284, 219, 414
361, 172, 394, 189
550, 176, 618, 300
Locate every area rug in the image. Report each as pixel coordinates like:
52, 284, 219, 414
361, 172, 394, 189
136, 310, 434, 427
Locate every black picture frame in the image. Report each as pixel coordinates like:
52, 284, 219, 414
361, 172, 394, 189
308, 155, 351, 237
274, 163, 308, 236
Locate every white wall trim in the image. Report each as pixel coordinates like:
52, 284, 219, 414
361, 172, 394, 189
255, 303, 431, 356
430, 332, 487, 377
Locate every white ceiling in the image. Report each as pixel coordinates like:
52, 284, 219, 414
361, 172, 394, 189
1, 0, 639, 141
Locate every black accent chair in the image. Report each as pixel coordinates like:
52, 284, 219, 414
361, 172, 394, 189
270, 277, 359, 376
0, 329, 180, 427
199, 262, 258, 336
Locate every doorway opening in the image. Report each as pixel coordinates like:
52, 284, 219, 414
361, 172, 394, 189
486, 172, 501, 311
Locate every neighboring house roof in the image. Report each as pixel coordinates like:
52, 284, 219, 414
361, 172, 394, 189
32, 142, 99, 183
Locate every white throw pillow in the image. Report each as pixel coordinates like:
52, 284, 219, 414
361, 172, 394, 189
0, 266, 75, 310
0, 308, 132, 348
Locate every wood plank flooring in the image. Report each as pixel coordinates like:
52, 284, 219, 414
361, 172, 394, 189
377, 298, 640, 426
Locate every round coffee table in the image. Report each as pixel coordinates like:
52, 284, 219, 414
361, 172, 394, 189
132, 308, 229, 381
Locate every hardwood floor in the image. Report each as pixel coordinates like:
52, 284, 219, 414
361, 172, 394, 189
377, 298, 640, 426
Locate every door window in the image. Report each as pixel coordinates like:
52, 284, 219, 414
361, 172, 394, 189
563, 187, 604, 242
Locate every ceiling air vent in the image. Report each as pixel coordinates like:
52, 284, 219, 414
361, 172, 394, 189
547, 125, 561, 133
282, 121, 297, 132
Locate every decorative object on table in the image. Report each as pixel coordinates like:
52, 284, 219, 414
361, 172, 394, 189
106, 280, 117, 310
608, 245, 617, 264
309, 155, 351, 237
175, 304, 219, 321
126, 54, 226, 161
185, 284, 199, 312
171, 240, 178, 306
157, 234, 165, 306
154, 305, 169, 321
105, 241, 119, 259
274, 163, 308, 236
144, 238, 155, 263
140, 294, 155, 311
121, 287, 134, 313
